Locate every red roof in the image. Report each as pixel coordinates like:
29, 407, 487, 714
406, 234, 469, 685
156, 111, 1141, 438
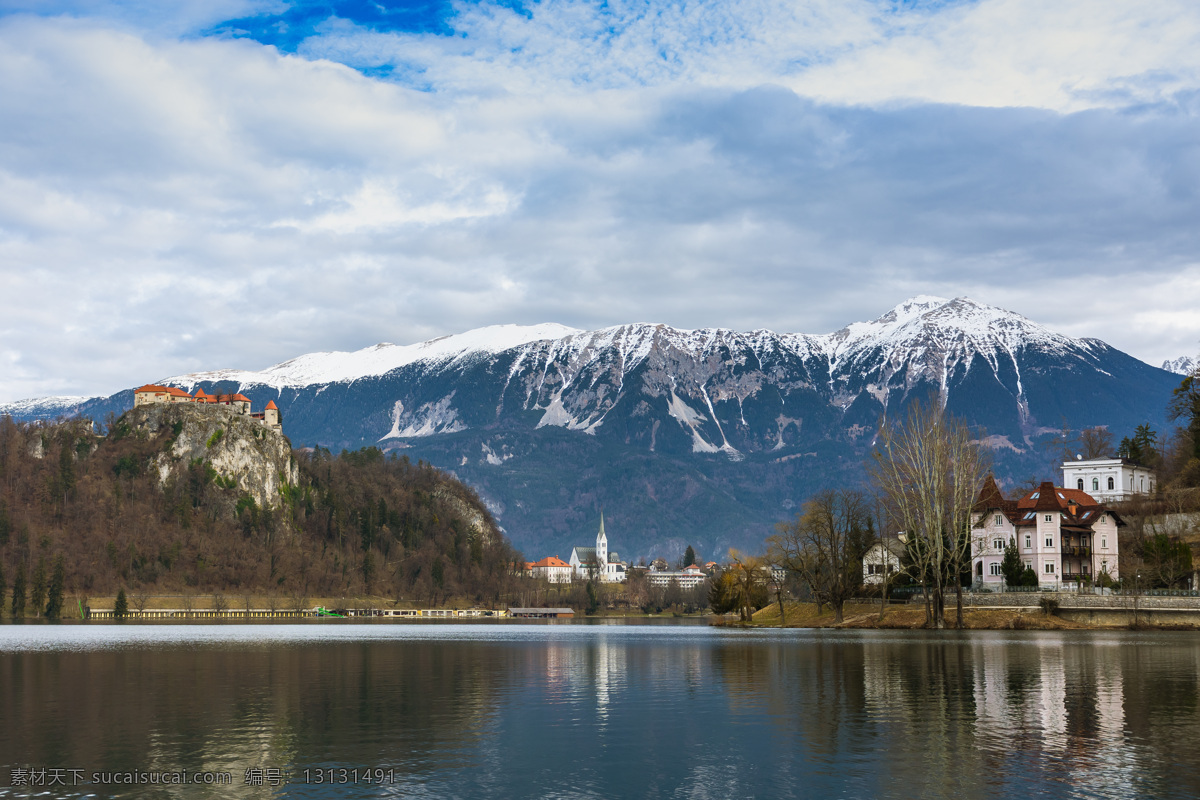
265, 400, 278, 410
193, 388, 207, 397
232, 394, 251, 402
531, 556, 571, 568
1017, 483, 1097, 509
134, 384, 169, 394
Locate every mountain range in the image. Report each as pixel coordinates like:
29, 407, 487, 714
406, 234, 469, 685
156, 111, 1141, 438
2, 296, 1184, 561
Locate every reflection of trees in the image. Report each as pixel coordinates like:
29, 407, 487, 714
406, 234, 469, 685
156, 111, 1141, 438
0, 639, 510, 795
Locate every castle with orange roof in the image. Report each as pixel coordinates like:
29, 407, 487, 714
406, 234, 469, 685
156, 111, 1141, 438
133, 384, 282, 432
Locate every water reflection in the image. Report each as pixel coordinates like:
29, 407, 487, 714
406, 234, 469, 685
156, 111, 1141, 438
1, 626, 1199, 799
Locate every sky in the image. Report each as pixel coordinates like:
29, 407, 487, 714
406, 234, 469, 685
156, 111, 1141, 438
2, 0, 1200, 402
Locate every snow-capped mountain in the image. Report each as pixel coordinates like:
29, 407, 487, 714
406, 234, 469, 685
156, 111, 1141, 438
1163, 355, 1197, 375
1, 297, 1180, 558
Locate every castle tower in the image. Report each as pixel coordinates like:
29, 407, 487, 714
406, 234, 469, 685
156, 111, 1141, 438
264, 400, 281, 432
596, 512, 608, 568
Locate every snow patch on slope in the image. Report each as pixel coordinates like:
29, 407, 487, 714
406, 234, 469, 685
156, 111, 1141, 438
379, 394, 467, 439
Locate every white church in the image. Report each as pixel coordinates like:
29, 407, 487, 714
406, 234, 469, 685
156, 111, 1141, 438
569, 514, 627, 582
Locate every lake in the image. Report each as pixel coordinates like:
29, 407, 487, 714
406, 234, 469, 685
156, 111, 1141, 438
1, 621, 1198, 799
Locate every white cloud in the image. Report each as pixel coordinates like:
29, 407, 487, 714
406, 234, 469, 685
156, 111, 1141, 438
2, 4, 1200, 402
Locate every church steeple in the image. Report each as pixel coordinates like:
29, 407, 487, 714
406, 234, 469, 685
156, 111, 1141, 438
596, 512, 607, 565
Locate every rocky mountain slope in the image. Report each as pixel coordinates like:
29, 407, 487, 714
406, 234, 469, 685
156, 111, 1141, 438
2, 297, 1183, 559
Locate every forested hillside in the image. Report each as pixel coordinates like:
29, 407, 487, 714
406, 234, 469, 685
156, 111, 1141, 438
0, 409, 524, 613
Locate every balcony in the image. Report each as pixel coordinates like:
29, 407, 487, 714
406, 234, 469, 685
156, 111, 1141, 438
1061, 546, 1091, 557
1062, 573, 1091, 582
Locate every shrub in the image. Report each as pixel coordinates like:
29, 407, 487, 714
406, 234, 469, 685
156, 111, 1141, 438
1039, 596, 1059, 615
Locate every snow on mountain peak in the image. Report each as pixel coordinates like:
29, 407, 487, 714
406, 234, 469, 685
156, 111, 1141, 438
171, 323, 584, 389
1163, 355, 1197, 375
158, 299, 1081, 392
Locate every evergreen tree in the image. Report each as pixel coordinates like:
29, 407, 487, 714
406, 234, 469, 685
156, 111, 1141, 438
683, 545, 696, 568
11, 563, 26, 618
45, 555, 65, 620
30, 557, 47, 617
1019, 567, 1040, 587
114, 588, 128, 620
1132, 424, 1159, 464
1000, 539, 1024, 587
1168, 371, 1200, 461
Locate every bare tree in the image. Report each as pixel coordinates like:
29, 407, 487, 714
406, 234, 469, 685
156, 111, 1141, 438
1079, 427, 1114, 459
870, 398, 990, 629
131, 590, 151, 615
768, 488, 875, 623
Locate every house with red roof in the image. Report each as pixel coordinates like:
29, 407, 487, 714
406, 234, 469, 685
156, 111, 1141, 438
971, 477, 1122, 589
133, 385, 282, 433
529, 555, 574, 584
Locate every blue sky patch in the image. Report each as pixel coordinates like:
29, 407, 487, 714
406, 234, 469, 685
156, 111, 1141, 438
207, 0, 531, 51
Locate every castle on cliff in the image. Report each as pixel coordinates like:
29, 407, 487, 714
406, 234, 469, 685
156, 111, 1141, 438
134, 384, 281, 432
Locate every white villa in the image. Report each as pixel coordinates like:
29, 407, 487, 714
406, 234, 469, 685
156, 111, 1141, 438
971, 477, 1122, 590
646, 564, 707, 589
1061, 456, 1156, 503
569, 514, 627, 582
862, 538, 906, 585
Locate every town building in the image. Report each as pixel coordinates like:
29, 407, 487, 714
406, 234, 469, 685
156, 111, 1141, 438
133, 384, 281, 433
529, 556, 574, 584
862, 538, 906, 585
1060, 456, 1156, 503
569, 514, 627, 582
646, 564, 707, 589
508, 608, 575, 618
971, 477, 1122, 590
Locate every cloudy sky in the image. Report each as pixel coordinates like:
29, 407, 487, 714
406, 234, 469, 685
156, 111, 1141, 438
2, 0, 1200, 402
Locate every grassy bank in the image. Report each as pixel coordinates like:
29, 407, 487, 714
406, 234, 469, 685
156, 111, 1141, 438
744, 601, 1094, 630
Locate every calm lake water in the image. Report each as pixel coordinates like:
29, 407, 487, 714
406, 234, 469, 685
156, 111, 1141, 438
1, 621, 1199, 799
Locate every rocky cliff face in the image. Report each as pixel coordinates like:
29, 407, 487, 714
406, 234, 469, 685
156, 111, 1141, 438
127, 403, 298, 510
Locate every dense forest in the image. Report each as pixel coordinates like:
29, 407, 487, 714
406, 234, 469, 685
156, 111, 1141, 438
0, 411, 527, 615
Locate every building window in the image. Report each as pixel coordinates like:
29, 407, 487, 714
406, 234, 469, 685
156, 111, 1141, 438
1081, 535, 1089, 547
1077, 478, 1084, 490
1024, 535, 1031, 550
1140, 477, 1145, 492
1025, 561, 1032, 570
993, 538, 1004, 550
1107, 477, 1114, 490
1044, 563, 1055, 574
1101, 537, 1107, 549
1045, 514, 1053, 522
1083, 564, 1090, 574
1092, 478, 1099, 491
994, 514, 1003, 526
990, 563, 1002, 576
1046, 536, 1054, 547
